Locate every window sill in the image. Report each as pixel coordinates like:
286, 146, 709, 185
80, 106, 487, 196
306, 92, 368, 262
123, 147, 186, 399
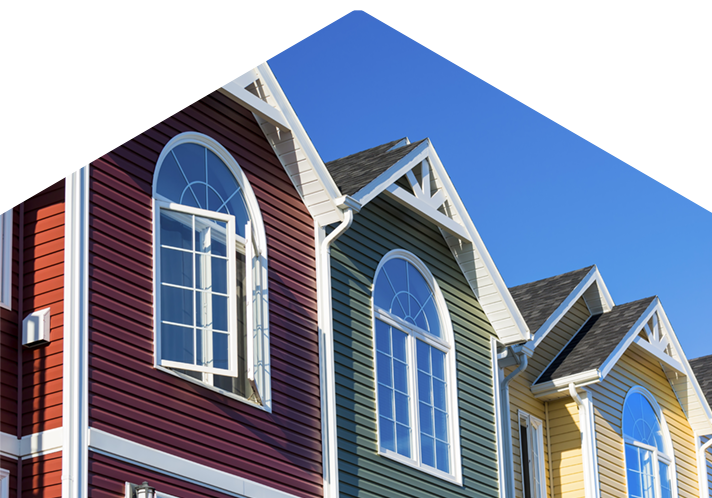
156, 365, 270, 413
378, 448, 463, 486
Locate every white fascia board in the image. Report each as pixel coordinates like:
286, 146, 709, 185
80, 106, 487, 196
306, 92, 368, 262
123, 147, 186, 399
530, 369, 601, 398
21, 427, 64, 458
0, 432, 19, 458
425, 144, 530, 343
350, 141, 430, 206
527, 266, 613, 352
89, 428, 302, 498
254, 63, 343, 206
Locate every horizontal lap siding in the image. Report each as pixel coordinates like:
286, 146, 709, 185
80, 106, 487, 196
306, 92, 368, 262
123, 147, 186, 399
707, 443, 712, 497
1, 207, 19, 435
90, 452, 243, 498
590, 348, 699, 498
548, 398, 584, 498
22, 451, 62, 497
21, 181, 65, 436
1, 456, 17, 497
88, 91, 321, 498
331, 196, 499, 498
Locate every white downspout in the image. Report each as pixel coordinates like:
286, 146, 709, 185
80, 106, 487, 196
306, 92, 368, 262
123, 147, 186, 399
499, 347, 528, 498
568, 383, 600, 498
317, 198, 358, 498
697, 435, 712, 497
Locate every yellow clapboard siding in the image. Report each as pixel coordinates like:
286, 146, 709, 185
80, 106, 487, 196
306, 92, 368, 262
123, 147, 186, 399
590, 348, 700, 498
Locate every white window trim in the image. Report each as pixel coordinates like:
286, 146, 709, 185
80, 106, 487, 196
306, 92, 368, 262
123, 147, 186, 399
152, 132, 271, 410
518, 410, 547, 498
621, 386, 679, 498
372, 249, 462, 485
0, 208, 12, 310
0, 468, 9, 498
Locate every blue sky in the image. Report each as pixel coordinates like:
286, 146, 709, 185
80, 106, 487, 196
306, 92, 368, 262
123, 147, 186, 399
270, 11, 712, 358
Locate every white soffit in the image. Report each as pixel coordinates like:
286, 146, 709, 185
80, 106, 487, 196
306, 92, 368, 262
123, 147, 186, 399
221, 64, 343, 227
350, 140, 530, 344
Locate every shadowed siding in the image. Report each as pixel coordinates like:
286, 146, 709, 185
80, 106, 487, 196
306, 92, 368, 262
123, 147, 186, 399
87, 91, 322, 498
509, 297, 591, 497
548, 397, 584, 497
1, 206, 20, 435
21, 181, 65, 436
590, 348, 699, 498
22, 451, 62, 497
330, 195, 499, 498
706, 442, 712, 497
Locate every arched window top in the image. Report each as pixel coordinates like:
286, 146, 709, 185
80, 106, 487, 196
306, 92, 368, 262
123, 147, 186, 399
153, 132, 267, 252
623, 391, 667, 452
374, 253, 442, 338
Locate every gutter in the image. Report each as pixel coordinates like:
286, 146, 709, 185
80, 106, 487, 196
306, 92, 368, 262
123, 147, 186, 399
697, 436, 712, 497
316, 196, 360, 498
498, 345, 528, 498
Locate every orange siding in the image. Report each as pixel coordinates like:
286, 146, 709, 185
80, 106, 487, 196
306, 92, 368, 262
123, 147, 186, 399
22, 451, 62, 498
21, 181, 64, 436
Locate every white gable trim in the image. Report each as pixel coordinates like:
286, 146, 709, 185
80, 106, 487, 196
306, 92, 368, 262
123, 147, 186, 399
345, 139, 529, 344
221, 64, 343, 227
526, 266, 614, 352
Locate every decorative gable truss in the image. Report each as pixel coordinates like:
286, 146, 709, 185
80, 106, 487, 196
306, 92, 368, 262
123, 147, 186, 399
350, 139, 530, 345
220, 64, 344, 227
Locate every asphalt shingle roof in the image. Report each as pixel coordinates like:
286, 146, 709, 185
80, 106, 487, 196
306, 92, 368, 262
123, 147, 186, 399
325, 138, 427, 197
508, 266, 594, 334
690, 355, 712, 407
536, 296, 656, 384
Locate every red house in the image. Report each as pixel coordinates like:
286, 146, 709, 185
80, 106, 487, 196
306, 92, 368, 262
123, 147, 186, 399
0, 64, 338, 498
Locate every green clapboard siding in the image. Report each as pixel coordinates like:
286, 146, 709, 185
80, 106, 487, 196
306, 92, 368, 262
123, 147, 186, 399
331, 194, 500, 498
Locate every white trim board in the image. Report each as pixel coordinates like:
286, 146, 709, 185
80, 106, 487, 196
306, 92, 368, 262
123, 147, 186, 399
89, 428, 302, 498
0, 428, 63, 459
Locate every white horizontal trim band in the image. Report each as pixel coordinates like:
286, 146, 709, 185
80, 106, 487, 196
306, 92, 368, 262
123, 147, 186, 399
89, 428, 301, 498
0, 427, 63, 459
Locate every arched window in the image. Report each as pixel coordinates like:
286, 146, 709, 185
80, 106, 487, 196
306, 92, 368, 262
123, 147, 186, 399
623, 388, 676, 498
373, 250, 461, 482
153, 132, 268, 405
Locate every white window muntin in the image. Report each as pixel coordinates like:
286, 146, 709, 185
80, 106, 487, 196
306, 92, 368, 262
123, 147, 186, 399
155, 200, 239, 377
518, 411, 547, 498
0, 209, 12, 310
373, 250, 462, 484
622, 386, 678, 498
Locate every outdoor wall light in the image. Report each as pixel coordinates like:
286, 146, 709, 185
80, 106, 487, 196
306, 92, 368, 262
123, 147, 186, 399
126, 481, 156, 498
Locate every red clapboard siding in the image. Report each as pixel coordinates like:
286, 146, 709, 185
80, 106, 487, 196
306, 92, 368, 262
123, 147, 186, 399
21, 180, 65, 436
22, 451, 62, 498
1, 457, 18, 497
88, 91, 322, 498
0, 206, 19, 435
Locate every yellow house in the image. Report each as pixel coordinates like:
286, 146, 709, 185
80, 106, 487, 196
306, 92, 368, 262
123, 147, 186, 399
493, 266, 712, 498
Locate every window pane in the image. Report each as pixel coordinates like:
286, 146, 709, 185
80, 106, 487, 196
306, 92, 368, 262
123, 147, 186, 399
156, 152, 187, 203
421, 434, 435, 467
417, 340, 430, 374
160, 211, 192, 250
378, 384, 393, 419
162, 324, 194, 364
433, 379, 446, 411
395, 392, 409, 425
432, 349, 445, 380
206, 149, 239, 208
380, 417, 395, 452
377, 352, 392, 387
418, 371, 431, 404
436, 440, 449, 473
374, 273, 396, 313
195, 255, 227, 294
396, 423, 411, 458
659, 462, 671, 498
421, 298, 441, 337
161, 286, 193, 325
375, 320, 390, 354
226, 194, 249, 235
626, 444, 640, 472
434, 409, 448, 441
392, 329, 407, 362
393, 360, 408, 393
161, 248, 193, 287
419, 402, 433, 437
212, 331, 229, 370
173, 143, 207, 207
194, 220, 227, 257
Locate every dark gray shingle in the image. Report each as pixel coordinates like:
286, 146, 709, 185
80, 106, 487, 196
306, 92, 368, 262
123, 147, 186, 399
536, 297, 656, 384
690, 355, 712, 407
325, 138, 427, 197
508, 266, 594, 334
